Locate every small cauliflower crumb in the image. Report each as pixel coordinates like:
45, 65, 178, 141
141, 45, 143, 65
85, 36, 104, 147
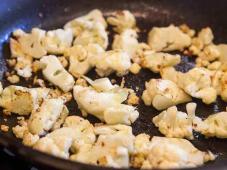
3, 109, 11, 116
7, 59, 17, 67
7, 74, 20, 84
129, 63, 141, 74
1, 125, 9, 132
75, 78, 88, 87
127, 92, 139, 105
32, 60, 46, 73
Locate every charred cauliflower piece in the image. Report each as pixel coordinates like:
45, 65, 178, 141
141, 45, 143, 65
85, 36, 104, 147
142, 79, 191, 110
153, 103, 197, 139
112, 29, 139, 57
161, 67, 217, 104
141, 51, 181, 73
28, 98, 64, 135
34, 116, 96, 159
91, 50, 132, 77
0, 86, 49, 115
42, 28, 73, 54
73, 78, 139, 125
71, 124, 134, 168
11, 28, 47, 59
65, 44, 104, 77
40, 55, 75, 92
107, 10, 136, 33
64, 9, 107, 36
193, 109, 227, 138
148, 25, 191, 52
132, 135, 215, 169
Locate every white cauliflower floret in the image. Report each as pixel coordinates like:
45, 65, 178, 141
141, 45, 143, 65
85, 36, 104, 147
107, 10, 136, 33
112, 29, 139, 57
179, 68, 217, 104
71, 124, 134, 168
141, 51, 181, 73
64, 9, 107, 36
73, 22, 108, 49
73, 78, 139, 125
91, 50, 132, 77
0, 86, 49, 115
193, 110, 227, 138
142, 79, 191, 110
148, 25, 191, 52
40, 55, 75, 92
161, 67, 217, 104
153, 103, 197, 139
65, 44, 104, 77
11, 28, 47, 58
34, 116, 95, 159
42, 28, 73, 54
142, 136, 215, 169
28, 98, 64, 135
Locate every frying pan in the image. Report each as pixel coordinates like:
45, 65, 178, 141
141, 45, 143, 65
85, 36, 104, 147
0, 0, 227, 169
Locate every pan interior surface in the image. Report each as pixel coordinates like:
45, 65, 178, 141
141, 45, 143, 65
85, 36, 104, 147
0, 0, 227, 170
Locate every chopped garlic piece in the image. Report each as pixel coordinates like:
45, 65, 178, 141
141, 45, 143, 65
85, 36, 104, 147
148, 25, 191, 52
0, 86, 49, 115
40, 55, 75, 92
28, 98, 64, 135
141, 51, 181, 73
153, 103, 197, 139
107, 10, 136, 33
142, 79, 191, 110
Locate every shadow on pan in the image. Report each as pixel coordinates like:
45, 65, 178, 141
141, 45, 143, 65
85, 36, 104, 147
0, 0, 227, 169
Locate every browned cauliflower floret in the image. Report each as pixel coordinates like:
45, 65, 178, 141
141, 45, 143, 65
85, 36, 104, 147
148, 25, 191, 52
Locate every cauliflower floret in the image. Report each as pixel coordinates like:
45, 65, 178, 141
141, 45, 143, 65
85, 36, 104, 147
11, 28, 47, 59
64, 9, 107, 36
189, 27, 214, 56
148, 25, 191, 52
40, 55, 75, 92
71, 124, 134, 168
73, 78, 139, 125
112, 29, 139, 57
0, 86, 49, 115
153, 103, 197, 139
193, 110, 227, 138
141, 51, 181, 73
107, 10, 136, 33
179, 68, 217, 104
34, 115, 95, 159
91, 50, 132, 77
73, 22, 108, 49
42, 28, 73, 54
161, 67, 217, 104
143, 136, 215, 169
132, 135, 215, 169
65, 44, 104, 77
28, 98, 64, 135
142, 79, 191, 110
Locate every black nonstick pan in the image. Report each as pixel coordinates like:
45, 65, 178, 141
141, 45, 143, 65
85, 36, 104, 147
1, 0, 227, 170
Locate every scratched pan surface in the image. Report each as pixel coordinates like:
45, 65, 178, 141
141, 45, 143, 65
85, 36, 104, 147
0, 0, 227, 170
